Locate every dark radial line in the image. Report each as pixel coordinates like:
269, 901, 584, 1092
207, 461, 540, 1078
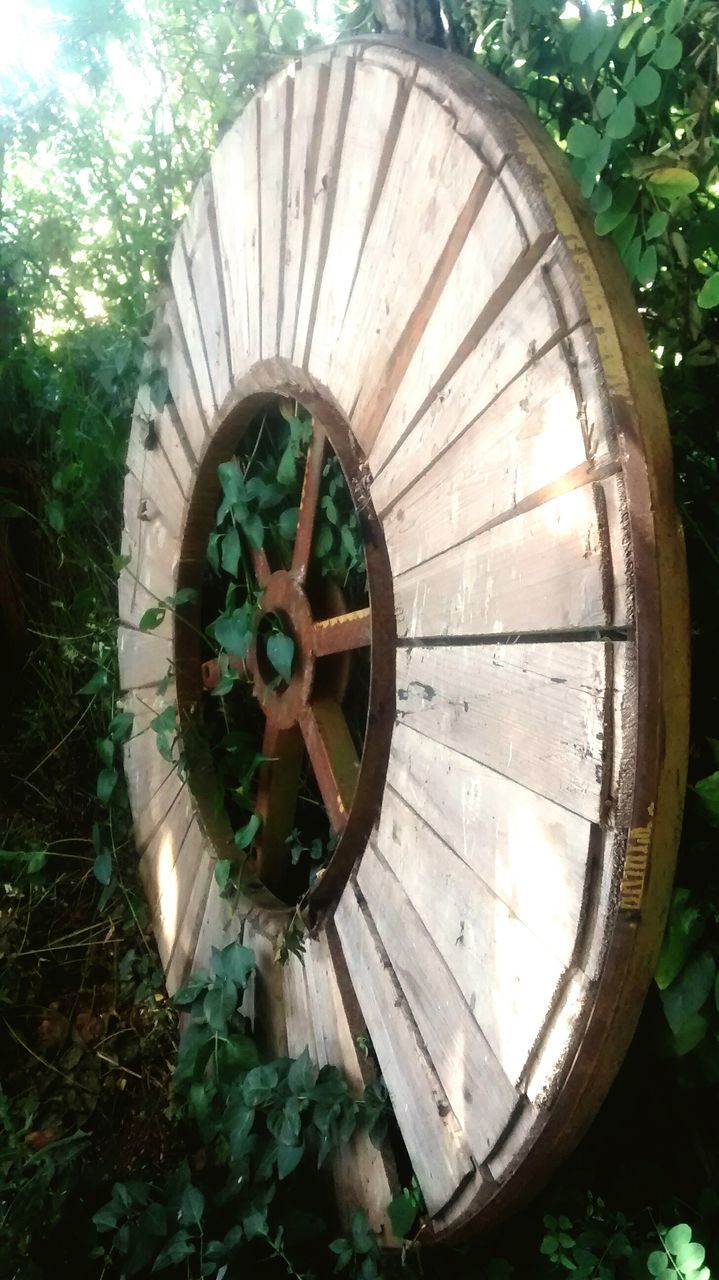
206, 178, 234, 385
371, 230, 557, 494
396, 626, 629, 648
288, 60, 331, 357
181, 228, 218, 417
275, 71, 294, 353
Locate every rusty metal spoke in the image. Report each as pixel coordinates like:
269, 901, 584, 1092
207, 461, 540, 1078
254, 719, 305, 895
313, 607, 371, 658
252, 546, 272, 589
291, 420, 326, 584
300, 698, 360, 833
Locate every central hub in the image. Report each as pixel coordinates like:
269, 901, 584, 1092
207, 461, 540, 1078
247, 570, 315, 730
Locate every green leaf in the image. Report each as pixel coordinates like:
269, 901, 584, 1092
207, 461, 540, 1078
139, 606, 166, 631
629, 65, 662, 106
595, 182, 637, 234
566, 122, 602, 159
243, 511, 265, 550
697, 273, 719, 311
656, 889, 704, 989
203, 978, 237, 1030
606, 96, 636, 140
674, 1241, 705, 1271
613, 213, 639, 256
79, 669, 109, 696
234, 812, 261, 849
96, 737, 115, 768
150, 705, 176, 735
637, 245, 658, 286
217, 460, 246, 508
211, 941, 255, 987
646, 210, 669, 240
152, 1230, 194, 1271
214, 606, 253, 656
637, 25, 658, 55
664, 0, 684, 32
97, 767, 118, 804
648, 1252, 670, 1276
277, 1142, 304, 1179
314, 524, 333, 558
288, 1047, 317, 1094
595, 86, 617, 119
93, 848, 113, 885
388, 1190, 418, 1239
221, 527, 241, 577
173, 969, 212, 1006
661, 951, 716, 1034
45, 498, 65, 533
109, 710, 134, 742
166, 588, 199, 607
266, 632, 294, 682
618, 11, 644, 48
278, 507, 298, 540
653, 33, 682, 68
180, 1184, 205, 1226
277, 441, 296, 487
665, 1224, 692, 1253
646, 166, 698, 199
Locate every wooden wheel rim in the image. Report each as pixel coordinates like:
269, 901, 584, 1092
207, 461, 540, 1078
119, 36, 689, 1243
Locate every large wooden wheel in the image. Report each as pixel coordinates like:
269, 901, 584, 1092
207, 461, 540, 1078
119, 37, 689, 1242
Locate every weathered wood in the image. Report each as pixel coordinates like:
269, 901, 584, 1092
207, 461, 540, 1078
118, 625, 172, 691
259, 69, 293, 359
181, 175, 232, 412
385, 723, 592, 967
159, 294, 208, 458
371, 787, 566, 1082
171, 178, 220, 426
335, 880, 473, 1214
395, 640, 629, 824
392, 477, 628, 637
125, 388, 186, 539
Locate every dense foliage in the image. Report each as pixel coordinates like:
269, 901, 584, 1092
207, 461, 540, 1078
1, 0, 718, 1275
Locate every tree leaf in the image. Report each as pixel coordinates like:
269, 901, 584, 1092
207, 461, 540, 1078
278, 507, 298, 540
180, 1184, 205, 1227
647, 1252, 670, 1276
566, 122, 602, 158
595, 86, 617, 119
674, 1241, 705, 1271
266, 631, 294, 682
697, 273, 719, 311
629, 65, 662, 106
664, 0, 684, 32
646, 166, 698, 199
637, 245, 658, 286
606, 96, 636, 140
665, 1224, 693, 1253
646, 210, 669, 240
653, 33, 682, 68
637, 26, 658, 56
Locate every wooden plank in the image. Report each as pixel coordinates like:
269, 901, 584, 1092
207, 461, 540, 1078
356, 176, 525, 458
181, 174, 232, 413
307, 60, 406, 385
329, 86, 485, 430
162, 817, 216, 995
278, 62, 328, 360
125, 388, 186, 539
139, 788, 196, 971
258, 69, 293, 359
212, 97, 262, 370
118, 625, 172, 691
385, 723, 592, 968
160, 295, 208, 459
292, 56, 353, 369
119, 474, 179, 639
171, 181, 219, 427
154, 400, 194, 497
395, 640, 621, 823
392, 477, 627, 638
371, 788, 565, 1085
522, 968, 589, 1107
302, 933, 397, 1241
334, 881, 473, 1215
369, 260, 592, 517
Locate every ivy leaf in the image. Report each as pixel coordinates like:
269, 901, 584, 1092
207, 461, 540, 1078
656, 889, 704, 990
566, 122, 602, 158
214, 606, 253, 656
647, 1252, 670, 1276
203, 978, 237, 1031
180, 1185, 205, 1227
606, 96, 636, 140
629, 65, 662, 106
109, 710, 134, 742
96, 737, 115, 767
266, 632, 294, 682
212, 941, 255, 987
221, 527, 241, 578
278, 507, 298, 540
646, 166, 698, 199
139, 606, 166, 631
165, 588, 199, 607
243, 511, 265, 550
661, 951, 716, 1034
234, 812, 261, 849
288, 1047, 317, 1094
93, 848, 113, 885
152, 1230, 194, 1271
97, 767, 118, 804
314, 525, 333, 558
697, 273, 719, 311
150, 705, 176, 735
217, 460, 246, 508
277, 441, 296, 487
653, 33, 682, 68
277, 1143, 304, 1179
79, 669, 109, 696
388, 1190, 418, 1239
207, 531, 221, 575
173, 969, 212, 1006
